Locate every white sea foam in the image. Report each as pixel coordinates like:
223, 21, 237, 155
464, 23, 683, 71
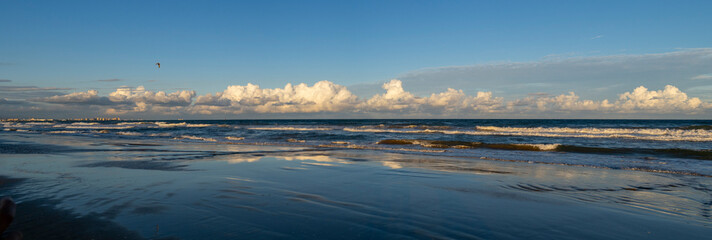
515, 144, 561, 151
65, 125, 134, 129
474, 126, 712, 142
344, 127, 420, 133
149, 133, 171, 137
116, 122, 149, 125
225, 136, 245, 141
48, 130, 78, 134
154, 122, 186, 128
69, 122, 99, 126
152, 122, 212, 128
116, 131, 143, 136
344, 126, 712, 142
186, 124, 212, 127
2, 122, 39, 129
248, 126, 332, 131
174, 135, 217, 142
24, 122, 54, 125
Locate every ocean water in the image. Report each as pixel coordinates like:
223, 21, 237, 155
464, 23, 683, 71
4, 119, 712, 176
0, 120, 712, 239
2, 119, 712, 239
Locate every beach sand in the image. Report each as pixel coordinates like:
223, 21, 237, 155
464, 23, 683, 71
1, 132, 710, 239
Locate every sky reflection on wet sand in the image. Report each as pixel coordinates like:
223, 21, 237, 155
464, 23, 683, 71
0, 133, 710, 239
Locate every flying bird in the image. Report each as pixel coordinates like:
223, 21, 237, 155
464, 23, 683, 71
155, 62, 161, 68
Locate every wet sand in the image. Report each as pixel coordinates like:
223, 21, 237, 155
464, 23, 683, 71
0, 132, 711, 239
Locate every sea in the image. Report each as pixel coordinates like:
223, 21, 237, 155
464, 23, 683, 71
4, 119, 712, 176
1, 119, 712, 239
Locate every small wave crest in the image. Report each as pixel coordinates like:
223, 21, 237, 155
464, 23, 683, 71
357, 124, 451, 130
346, 126, 712, 142
116, 131, 143, 136
157, 122, 213, 128
474, 126, 712, 142
47, 130, 78, 134
69, 122, 99, 126
23, 122, 54, 125
376, 139, 712, 160
64, 124, 134, 129
173, 135, 217, 142
248, 126, 333, 131
377, 139, 561, 151
149, 133, 171, 137
344, 127, 440, 134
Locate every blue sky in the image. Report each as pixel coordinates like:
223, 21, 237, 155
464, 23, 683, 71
1, 0, 712, 118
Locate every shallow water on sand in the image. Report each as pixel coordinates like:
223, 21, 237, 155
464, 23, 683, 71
1, 133, 711, 239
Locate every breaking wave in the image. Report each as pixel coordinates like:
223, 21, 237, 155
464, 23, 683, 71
64, 124, 134, 129
474, 126, 712, 142
247, 126, 333, 131
344, 126, 712, 142
116, 131, 143, 136
377, 139, 561, 151
357, 124, 452, 130
173, 135, 217, 142
154, 122, 212, 128
377, 139, 712, 160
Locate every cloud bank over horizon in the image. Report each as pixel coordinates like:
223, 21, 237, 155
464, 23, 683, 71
3, 49, 712, 119
3, 79, 709, 119
391, 48, 712, 101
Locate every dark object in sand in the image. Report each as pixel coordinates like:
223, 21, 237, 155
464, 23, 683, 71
1, 197, 22, 240
5, 198, 178, 240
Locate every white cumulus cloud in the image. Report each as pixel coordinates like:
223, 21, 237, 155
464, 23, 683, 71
507, 85, 710, 114
617, 85, 705, 112
27, 80, 712, 118
193, 80, 358, 114
36, 90, 114, 105
109, 86, 195, 106
359, 79, 503, 114
35, 86, 195, 115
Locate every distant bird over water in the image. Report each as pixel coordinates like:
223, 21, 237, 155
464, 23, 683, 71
156, 62, 161, 68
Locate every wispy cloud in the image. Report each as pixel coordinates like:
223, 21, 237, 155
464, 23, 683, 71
0, 86, 71, 92
691, 74, 712, 80
0, 85, 73, 99
591, 35, 604, 39
0, 98, 28, 105
35, 90, 116, 105
96, 78, 123, 82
